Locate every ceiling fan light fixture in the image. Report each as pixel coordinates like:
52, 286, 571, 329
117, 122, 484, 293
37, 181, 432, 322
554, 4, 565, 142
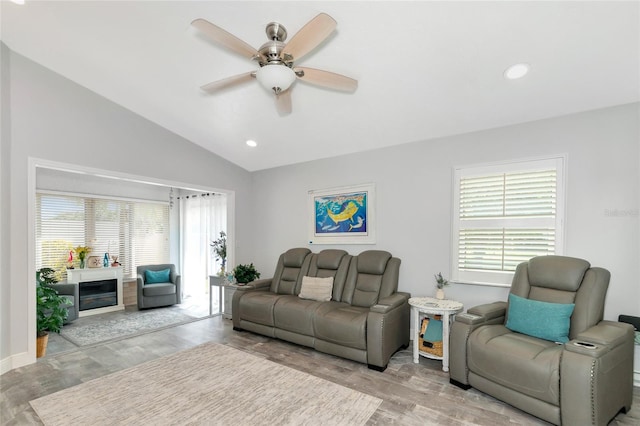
256, 64, 296, 94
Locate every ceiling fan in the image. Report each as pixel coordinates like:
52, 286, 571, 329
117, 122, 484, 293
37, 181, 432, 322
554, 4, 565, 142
191, 13, 358, 114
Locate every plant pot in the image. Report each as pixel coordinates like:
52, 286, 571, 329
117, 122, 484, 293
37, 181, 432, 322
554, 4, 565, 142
36, 333, 49, 358
436, 288, 445, 300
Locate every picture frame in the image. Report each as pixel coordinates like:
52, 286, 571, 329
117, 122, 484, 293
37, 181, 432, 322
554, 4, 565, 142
308, 183, 376, 245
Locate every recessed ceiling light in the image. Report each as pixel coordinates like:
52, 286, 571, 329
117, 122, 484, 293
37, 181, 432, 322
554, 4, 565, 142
246, 140, 257, 147
504, 63, 530, 80
10, 0, 26, 4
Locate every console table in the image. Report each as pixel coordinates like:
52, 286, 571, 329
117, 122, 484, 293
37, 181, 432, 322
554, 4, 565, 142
409, 297, 463, 372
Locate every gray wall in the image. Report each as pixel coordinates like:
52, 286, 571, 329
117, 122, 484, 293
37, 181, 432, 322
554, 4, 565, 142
2, 41, 639, 371
1, 48, 253, 369
251, 103, 640, 322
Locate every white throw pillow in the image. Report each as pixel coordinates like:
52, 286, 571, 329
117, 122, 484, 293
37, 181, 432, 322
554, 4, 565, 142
299, 276, 334, 302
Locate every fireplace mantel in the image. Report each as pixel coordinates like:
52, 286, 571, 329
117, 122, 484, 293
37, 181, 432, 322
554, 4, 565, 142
66, 267, 124, 317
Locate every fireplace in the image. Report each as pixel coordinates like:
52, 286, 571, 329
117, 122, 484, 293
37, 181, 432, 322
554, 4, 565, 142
79, 279, 117, 311
66, 266, 124, 317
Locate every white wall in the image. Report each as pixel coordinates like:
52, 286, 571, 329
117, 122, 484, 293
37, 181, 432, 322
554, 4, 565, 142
1, 47, 253, 372
251, 103, 640, 321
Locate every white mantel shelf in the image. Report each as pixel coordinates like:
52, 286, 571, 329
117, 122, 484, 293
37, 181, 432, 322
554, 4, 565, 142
66, 266, 124, 317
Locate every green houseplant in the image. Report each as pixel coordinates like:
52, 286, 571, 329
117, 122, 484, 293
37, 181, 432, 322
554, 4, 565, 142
210, 231, 227, 276
36, 268, 68, 357
232, 263, 260, 284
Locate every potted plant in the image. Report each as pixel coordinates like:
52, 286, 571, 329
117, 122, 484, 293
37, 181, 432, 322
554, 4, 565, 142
210, 231, 227, 276
434, 272, 449, 300
36, 268, 68, 358
232, 263, 260, 284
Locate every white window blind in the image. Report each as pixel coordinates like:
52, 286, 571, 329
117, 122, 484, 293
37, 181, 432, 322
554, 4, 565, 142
36, 192, 169, 280
452, 157, 564, 285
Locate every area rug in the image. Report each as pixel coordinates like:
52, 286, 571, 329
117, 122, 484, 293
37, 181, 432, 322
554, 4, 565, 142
59, 308, 199, 346
30, 342, 382, 425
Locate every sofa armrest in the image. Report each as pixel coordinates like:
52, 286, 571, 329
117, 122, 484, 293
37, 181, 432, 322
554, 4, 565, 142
370, 292, 409, 314
564, 320, 634, 357
236, 278, 272, 291
560, 320, 635, 425
456, 301, 507, 325
367, 294, 410, 368
54, 283, 78, 297
450, 301, 507, 386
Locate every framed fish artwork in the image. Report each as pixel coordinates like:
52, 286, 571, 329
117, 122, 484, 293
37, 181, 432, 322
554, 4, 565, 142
308, 183, 376, 244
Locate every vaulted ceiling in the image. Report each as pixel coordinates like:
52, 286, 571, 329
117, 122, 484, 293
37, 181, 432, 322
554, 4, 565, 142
2, 1, 638, 171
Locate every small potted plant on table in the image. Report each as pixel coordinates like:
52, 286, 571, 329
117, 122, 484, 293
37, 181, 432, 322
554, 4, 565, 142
232, 263, 260, 285
434, 272, 449, 300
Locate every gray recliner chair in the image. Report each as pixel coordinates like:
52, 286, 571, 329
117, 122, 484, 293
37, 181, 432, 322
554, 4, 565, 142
136, 264, 181, 309
449, 255, 635, 425
54, 283, 79, 324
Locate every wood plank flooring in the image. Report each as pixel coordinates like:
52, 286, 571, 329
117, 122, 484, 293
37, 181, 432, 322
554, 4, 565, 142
1, 316, 638, 425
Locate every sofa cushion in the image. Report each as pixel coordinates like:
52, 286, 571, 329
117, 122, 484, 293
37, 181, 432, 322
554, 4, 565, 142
506, 294, 575, 343
316, 249, 348, 270
238, 292, 284, 326
145, 269, 170, 284
314, 302, 368, 350
283, 248, 312, 267
528, 256, 590, 291
142, 283, 176, 297
299, 276, 334, 302
468, 325, 562, 405
273, 295, 321, 336
271, 248, 312, 295
356, 250, 391, 275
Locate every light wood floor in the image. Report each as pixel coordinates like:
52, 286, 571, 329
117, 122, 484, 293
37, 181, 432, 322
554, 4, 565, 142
1, 316, 638, 425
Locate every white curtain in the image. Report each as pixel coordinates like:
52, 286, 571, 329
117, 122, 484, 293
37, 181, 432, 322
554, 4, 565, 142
179, 193, 227, 300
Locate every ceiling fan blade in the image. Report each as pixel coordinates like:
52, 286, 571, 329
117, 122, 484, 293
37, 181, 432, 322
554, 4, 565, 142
275, 90, 292, 115
192, 18, 262, 60
200, 72, 255, 93
295, 67, 358, 92
282, 13, 337, 62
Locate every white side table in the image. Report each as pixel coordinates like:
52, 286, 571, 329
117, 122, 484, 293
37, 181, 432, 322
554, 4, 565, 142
209, 275, 224, 316
409, 297, 463, 372
210, 275, 243, 319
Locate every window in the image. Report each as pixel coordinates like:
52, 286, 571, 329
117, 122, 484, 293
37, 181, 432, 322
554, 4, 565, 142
36, 192, 169, 280
452, 157, 565, 285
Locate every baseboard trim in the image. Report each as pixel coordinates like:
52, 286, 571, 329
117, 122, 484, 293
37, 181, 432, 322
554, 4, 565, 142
1, 351, 33, 375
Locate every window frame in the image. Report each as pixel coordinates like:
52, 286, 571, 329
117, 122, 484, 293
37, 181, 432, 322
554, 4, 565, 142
451, 155, 566, 286
36, 190, 170, 280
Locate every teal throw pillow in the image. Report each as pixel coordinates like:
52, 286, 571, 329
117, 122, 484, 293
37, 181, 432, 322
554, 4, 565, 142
423, 318, 443, 342
505, 293, 575, 343
145, 268, 170, 284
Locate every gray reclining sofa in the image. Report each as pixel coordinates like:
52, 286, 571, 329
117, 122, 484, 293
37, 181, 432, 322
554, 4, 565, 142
232, 248, 410, 371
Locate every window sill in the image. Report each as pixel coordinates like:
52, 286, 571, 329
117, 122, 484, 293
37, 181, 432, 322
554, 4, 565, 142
450, 280, 511, 288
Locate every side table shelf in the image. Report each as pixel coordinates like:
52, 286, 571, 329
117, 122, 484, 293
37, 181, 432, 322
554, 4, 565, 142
408, 297, 464, 372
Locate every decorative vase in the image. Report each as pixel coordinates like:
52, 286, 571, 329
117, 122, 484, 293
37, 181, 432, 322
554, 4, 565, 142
79, 258, 86, 269
436, 288, 445, 300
